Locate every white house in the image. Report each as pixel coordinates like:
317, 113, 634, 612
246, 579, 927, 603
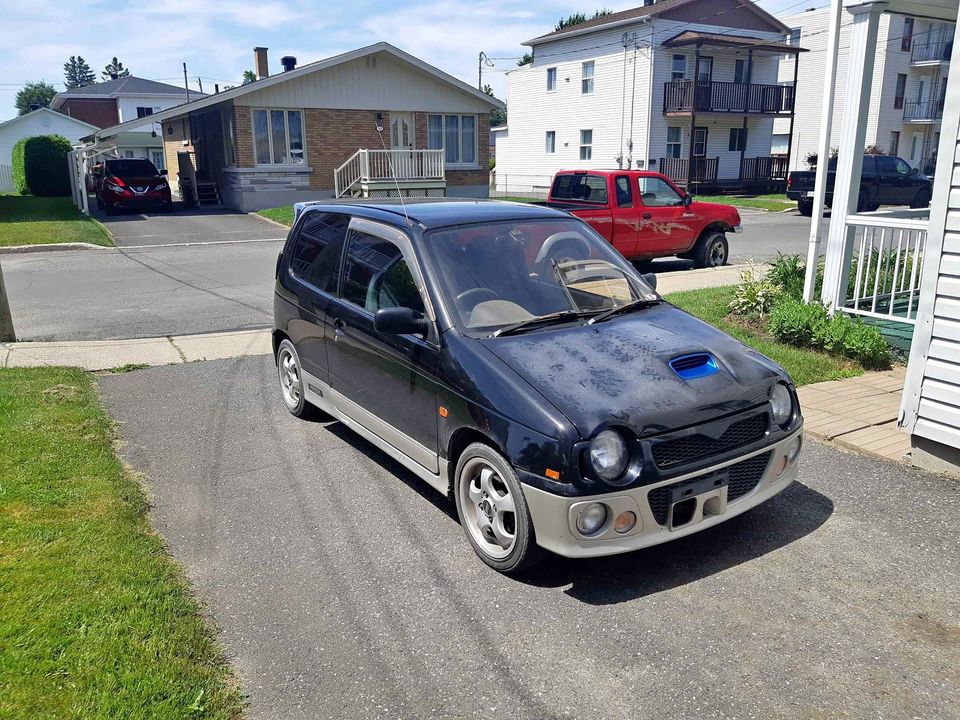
775, 6, 955, 173
808, 0, 960, 476
0, 108, 97, 191
494, 0, 805, 196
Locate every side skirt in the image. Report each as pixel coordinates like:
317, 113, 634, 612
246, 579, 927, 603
300, 369, 449, 496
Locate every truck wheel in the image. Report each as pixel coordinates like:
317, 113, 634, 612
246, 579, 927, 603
910, 188, 931, 209
454, 442, 543, 574
692, 231, 728, 269
797, 199, 814, 217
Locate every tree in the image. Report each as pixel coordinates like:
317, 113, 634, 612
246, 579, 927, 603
15, 80, 57, 115
482, 84, 507, 127
242, 70, 256, 85
517, 52, 533, 67
555, 9, 612, 32
102, 57, 130, 80
64, 56, 96, 89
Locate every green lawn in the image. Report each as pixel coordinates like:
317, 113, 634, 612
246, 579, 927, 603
694, 194, 795, 213
256, 205, 295, 227
0, 195, 113, 247
0, 367, 241, 719
665, 286, 864, 386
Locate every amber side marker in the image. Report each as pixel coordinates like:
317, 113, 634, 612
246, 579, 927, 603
545, 468, 561, 480
438, 406, 449, 418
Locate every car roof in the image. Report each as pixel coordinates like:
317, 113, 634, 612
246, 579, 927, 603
298, 198, 571, 230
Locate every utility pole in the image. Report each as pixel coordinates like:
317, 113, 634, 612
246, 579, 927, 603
478, 51, 494, 89
182, 62, 191, 103
0, 260, 16, 343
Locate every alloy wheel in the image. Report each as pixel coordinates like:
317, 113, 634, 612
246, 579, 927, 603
458, 458, 517, 560
277, 346, 302, 410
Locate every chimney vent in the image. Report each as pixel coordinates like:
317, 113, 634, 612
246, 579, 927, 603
254, 47, 269, 80
281, 56, 297, 72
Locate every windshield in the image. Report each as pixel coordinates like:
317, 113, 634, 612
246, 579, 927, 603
424, 218, 657, 335
105, 159, 159, 177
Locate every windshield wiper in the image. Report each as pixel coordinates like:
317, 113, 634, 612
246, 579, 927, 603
587, 298, 660, 325
493, 310, 598, 337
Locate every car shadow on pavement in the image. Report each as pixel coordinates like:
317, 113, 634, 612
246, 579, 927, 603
520, 481, 834, 604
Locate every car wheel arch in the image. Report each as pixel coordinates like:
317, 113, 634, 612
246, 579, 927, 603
272, 329, 291, 361
446, 427, 506, 497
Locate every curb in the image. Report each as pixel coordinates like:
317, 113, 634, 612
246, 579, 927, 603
0, 242, 113, 254
249, 212, 292, 231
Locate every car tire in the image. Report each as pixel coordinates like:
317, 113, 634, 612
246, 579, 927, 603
161, 202, 174, 213
692, 231, 728, 269
276, 339, 318, 420
910, 188, 931, 209
454, 442, 544, 574
797, 199, 814, 217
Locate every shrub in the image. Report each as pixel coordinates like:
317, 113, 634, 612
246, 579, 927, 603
10, 134, 73, 196
730, 263, 781, 318
767, 253, 806, 301
813, 313, 852, 354
770, 299, 891, 369
769, 299, 828, 346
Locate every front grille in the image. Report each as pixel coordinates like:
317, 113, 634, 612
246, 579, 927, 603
647, 451, 773, 525
651, 414, 768, 469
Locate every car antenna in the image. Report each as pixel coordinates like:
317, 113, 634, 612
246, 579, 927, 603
374, 115, 410, 224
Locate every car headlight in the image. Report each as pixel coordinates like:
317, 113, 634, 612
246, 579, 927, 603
155, 181, 168, 190
771, 382, 794, 428
589, 429, 629, 482
106, 182, 124, 193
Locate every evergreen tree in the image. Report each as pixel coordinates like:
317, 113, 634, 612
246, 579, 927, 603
555, 9, 612, 31
242, 70, 257, 85
15, 80, 57, 115
482, 84, 506, 127
64, 56, 96, 89
102, 57, 131, 80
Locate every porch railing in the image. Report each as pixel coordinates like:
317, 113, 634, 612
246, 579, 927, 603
663, 81, 795, 115
903, 99, 945, 122
911, 39, 953, 64
659, 157, 719, 186
842, 210, 929, 325
740, 156, 789, 182
334, 149, 445, 198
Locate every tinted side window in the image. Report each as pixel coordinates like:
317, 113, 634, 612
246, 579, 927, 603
551, 174, 608, 203
615, 176, 633, 207
289, 212, 349, 294
877, 156, 898, 174
342, 231, 425, 314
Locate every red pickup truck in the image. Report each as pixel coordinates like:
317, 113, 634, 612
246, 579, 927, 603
541, 170, 742, 267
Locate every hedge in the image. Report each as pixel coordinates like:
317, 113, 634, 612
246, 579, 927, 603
10, 134, 73, 196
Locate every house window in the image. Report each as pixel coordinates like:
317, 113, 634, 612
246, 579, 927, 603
693, 128, 708, 157
545, 131, 556, 154
547, 67, 557, 92
136, 106, 154, 118
672, 55, 686, 81
771, 134, 790, 156
785, 28, 801, 45
696, 57, 713, 83
729, 128, 747, 152
902, 17, 914, 51
735, 59, 748, 84
150, 149, 165, 171
427, 114, 478, 166
579, 129, 593, 160
895, 74, 907, 109
666, 127, 682, 158
252, 108, 304, 165
581, 61, 595, 94
890, 131, 901, 155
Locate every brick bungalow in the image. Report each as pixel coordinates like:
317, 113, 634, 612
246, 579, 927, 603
80, 43, 503, 211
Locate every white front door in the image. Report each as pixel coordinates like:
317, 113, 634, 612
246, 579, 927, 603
910, 133, 924, 166
390, 112, 415, 178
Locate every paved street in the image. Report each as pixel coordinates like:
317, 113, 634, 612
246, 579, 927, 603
3, 208, 813, 342
99, 356, 959, 720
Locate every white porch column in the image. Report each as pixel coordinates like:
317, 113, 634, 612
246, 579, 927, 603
803, 0, 844, 301
819, 1, 886, 311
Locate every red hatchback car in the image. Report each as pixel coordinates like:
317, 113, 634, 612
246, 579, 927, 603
96, 158, 172, 214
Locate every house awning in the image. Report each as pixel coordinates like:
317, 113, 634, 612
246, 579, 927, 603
662, 31, 809, 55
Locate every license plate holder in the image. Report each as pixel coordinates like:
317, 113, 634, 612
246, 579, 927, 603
667, 471, 729, 530
805, 191, 816, 198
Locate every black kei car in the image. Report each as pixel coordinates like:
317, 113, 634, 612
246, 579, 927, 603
273, 200, 803, 573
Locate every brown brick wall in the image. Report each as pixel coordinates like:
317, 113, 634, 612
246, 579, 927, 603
58, 98, 119, 128
304, 109, 388, 191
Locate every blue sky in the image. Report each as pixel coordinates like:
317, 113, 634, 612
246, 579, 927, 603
1, 0, 827, 119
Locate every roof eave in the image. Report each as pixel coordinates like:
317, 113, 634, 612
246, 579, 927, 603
524, 15, 651, 47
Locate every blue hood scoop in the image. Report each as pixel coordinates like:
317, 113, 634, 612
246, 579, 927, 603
670, 353, 719, 380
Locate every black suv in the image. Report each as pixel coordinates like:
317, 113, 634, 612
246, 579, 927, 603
273, 200, 803, 573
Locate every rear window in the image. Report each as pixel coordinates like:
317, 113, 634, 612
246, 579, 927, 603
551, 174, 608, 204
288, 212, 350, 294
105, 159, 159, 177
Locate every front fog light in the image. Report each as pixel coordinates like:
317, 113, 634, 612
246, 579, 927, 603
576, 503, 608, 536
787, 434, 803, 463
589, 429, 629, 482
771, 382, 794, 427
614, 511, 637, 534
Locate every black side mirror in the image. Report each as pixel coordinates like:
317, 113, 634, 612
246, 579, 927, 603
642, 272, 657, 291
909, 167, 919, 176
683, 194, 694, 208
159, 168, 168, 176
374, 307, 429, 337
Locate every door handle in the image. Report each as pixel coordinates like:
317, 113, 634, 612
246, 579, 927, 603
333, 318, 346, 340
643, 213, 653, 220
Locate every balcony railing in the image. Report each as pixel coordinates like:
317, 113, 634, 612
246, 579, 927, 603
659, 156, 787, 186
663, 80, 795, 115
741, 156, 789, 182
904, 99, 945, 122
659, 157, 719, 185
911, 39, 953, 64
334, 149, 445, 198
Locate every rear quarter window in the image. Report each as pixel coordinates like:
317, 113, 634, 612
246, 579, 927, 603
288, 212, 350, 294
552, 174, 608, 204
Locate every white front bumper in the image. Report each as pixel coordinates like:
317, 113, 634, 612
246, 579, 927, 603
522, 431, 802, 559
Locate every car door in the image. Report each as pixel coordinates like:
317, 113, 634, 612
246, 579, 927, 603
610, 175, 639, 257
636, 175, 697, 257
278, 211, 351, 383
326, 218, 441, 473
876, 156, 914, 205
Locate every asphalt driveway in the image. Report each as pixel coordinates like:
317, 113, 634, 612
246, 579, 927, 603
99, 356, 959, 720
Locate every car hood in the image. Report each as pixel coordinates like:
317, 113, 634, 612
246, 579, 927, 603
691, 201, 741, 224
477, 303, 784, 439
113, 175, 164, 186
